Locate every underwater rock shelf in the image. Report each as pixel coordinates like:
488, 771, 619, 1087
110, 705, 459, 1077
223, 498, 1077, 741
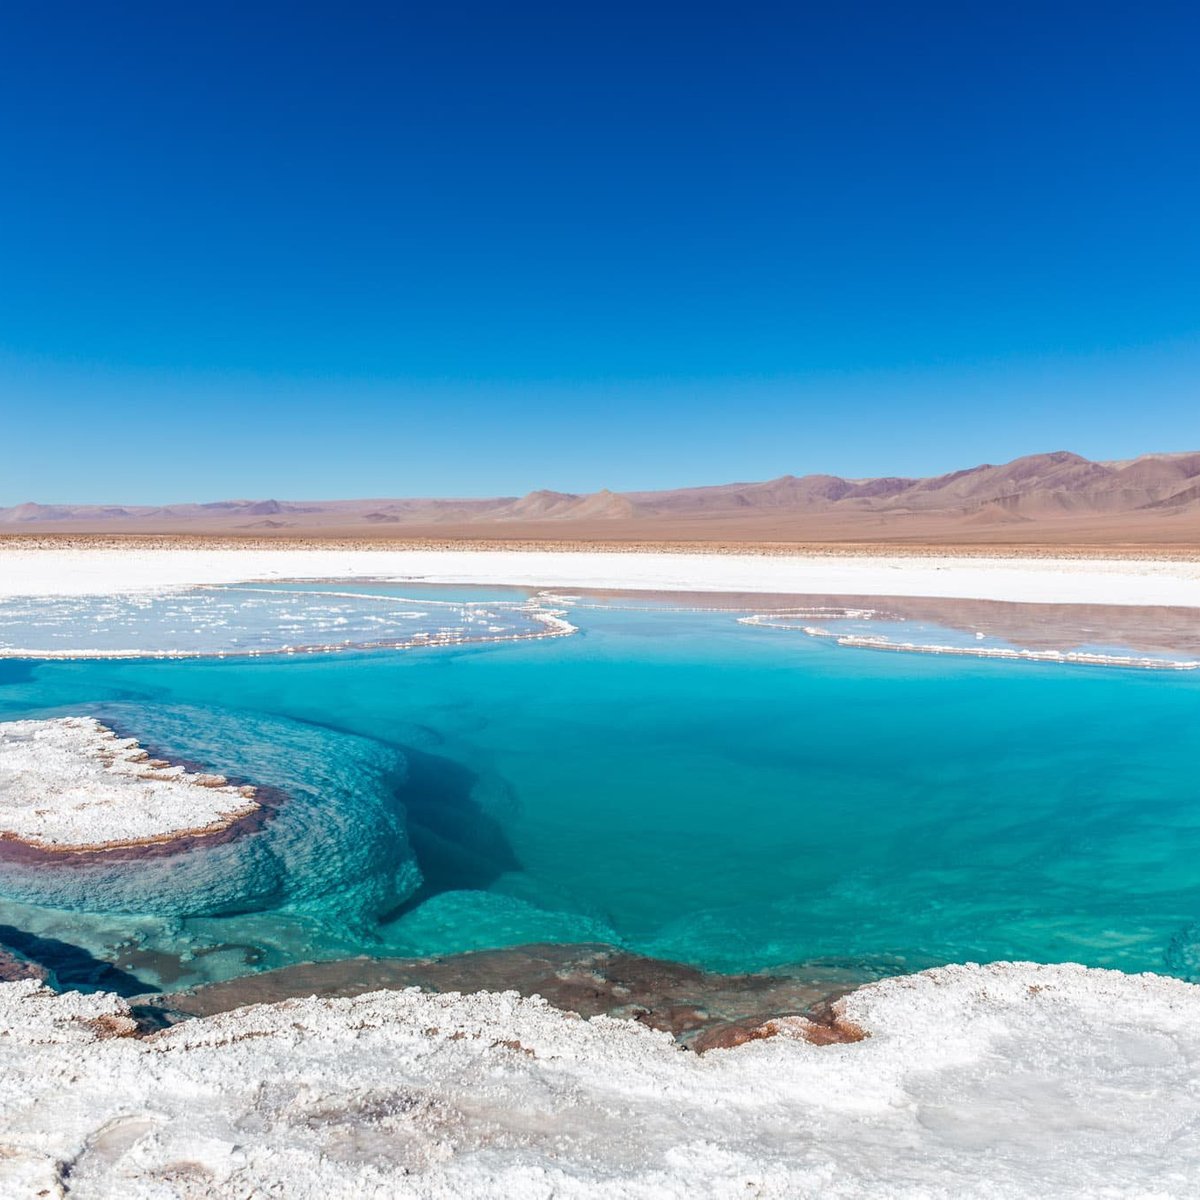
148, 941, 874, 1051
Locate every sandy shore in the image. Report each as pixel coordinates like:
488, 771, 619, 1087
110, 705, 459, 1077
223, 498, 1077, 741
2, 542, 1199, 606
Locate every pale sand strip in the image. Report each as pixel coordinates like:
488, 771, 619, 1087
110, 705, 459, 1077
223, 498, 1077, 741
1, 546, 1199, 605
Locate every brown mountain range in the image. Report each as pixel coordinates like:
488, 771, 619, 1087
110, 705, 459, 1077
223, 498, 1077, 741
4, 451, 1200, 546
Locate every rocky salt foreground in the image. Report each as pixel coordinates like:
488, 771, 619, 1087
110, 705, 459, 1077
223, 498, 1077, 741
0, 718, 259, 852
1, 962, 1197, 1198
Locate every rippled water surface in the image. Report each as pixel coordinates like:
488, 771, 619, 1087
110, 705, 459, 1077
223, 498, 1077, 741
2, 582, 1199, 994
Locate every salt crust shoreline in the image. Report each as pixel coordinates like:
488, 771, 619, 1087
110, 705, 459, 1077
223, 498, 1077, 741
737, 609, 1200, 670
805, 628, 1200, 669
0, 961, 1197, 1196
0, 603, 578, 661
1, 545, 1199, 606
0, 718, 259, 851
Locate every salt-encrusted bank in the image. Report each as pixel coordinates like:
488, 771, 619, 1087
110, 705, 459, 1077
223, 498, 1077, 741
2, 544, 1199, 606
738, 608, 1200, 669
0, 717, 259, 852
0, 961, 1197, 1197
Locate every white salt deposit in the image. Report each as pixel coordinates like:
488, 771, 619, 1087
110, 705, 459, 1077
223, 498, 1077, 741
0, 961, 1195, 1197
739, 609, 1200, 669
0, 718, 259, 851
1, 545, 1198, 606
806, 628, 1200, 669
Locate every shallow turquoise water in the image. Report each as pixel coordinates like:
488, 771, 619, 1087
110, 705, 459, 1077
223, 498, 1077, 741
3, 584, 1200, 992
0, 582, 549, 656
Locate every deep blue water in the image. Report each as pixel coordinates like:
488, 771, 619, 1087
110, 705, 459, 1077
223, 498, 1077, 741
2, 583, 1200, 994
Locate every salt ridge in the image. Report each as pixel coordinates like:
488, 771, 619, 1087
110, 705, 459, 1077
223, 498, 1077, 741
808, 628, 1200, 669
738, 609, 1200, 670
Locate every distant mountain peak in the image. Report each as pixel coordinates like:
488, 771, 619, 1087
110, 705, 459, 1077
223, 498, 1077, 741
3, 449, 1198, 539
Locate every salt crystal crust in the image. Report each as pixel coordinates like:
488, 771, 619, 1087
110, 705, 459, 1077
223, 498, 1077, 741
0, 717, 259, 851
1, 545, 1198, 606
0, 961, 1196, 1197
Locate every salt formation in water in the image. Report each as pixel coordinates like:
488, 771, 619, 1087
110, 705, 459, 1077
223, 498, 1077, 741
0, 717, 260, 851
740, 606, 1200, 669
0, 584, 574, 658
0, 704, 420, 932
0, 961, 1196, 1197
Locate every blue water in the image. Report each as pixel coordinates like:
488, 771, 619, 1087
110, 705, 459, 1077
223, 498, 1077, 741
2, 583, 1200, 993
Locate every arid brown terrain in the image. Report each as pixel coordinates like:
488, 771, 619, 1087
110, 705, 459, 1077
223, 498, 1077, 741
4, 450, 1199, 546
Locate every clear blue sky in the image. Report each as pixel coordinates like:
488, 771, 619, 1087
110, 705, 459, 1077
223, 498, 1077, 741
2, 1, 1198, 503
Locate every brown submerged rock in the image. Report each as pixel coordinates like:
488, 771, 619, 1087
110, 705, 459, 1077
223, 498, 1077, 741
0, 943, 49, 984
152, 941, 878, 1051
693, 1009, 867, 1052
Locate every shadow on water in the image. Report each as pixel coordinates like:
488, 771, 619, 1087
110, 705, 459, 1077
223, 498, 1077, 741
0, 923, 158, 996
0, 660, 38, 687
383, 745, 523, 920
244, 708, 523, 913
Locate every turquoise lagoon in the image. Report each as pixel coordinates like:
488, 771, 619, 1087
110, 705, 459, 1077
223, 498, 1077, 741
2, 582, 1200, 993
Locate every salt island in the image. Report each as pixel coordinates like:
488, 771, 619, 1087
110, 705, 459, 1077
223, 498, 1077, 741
0, 717, 261, 854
